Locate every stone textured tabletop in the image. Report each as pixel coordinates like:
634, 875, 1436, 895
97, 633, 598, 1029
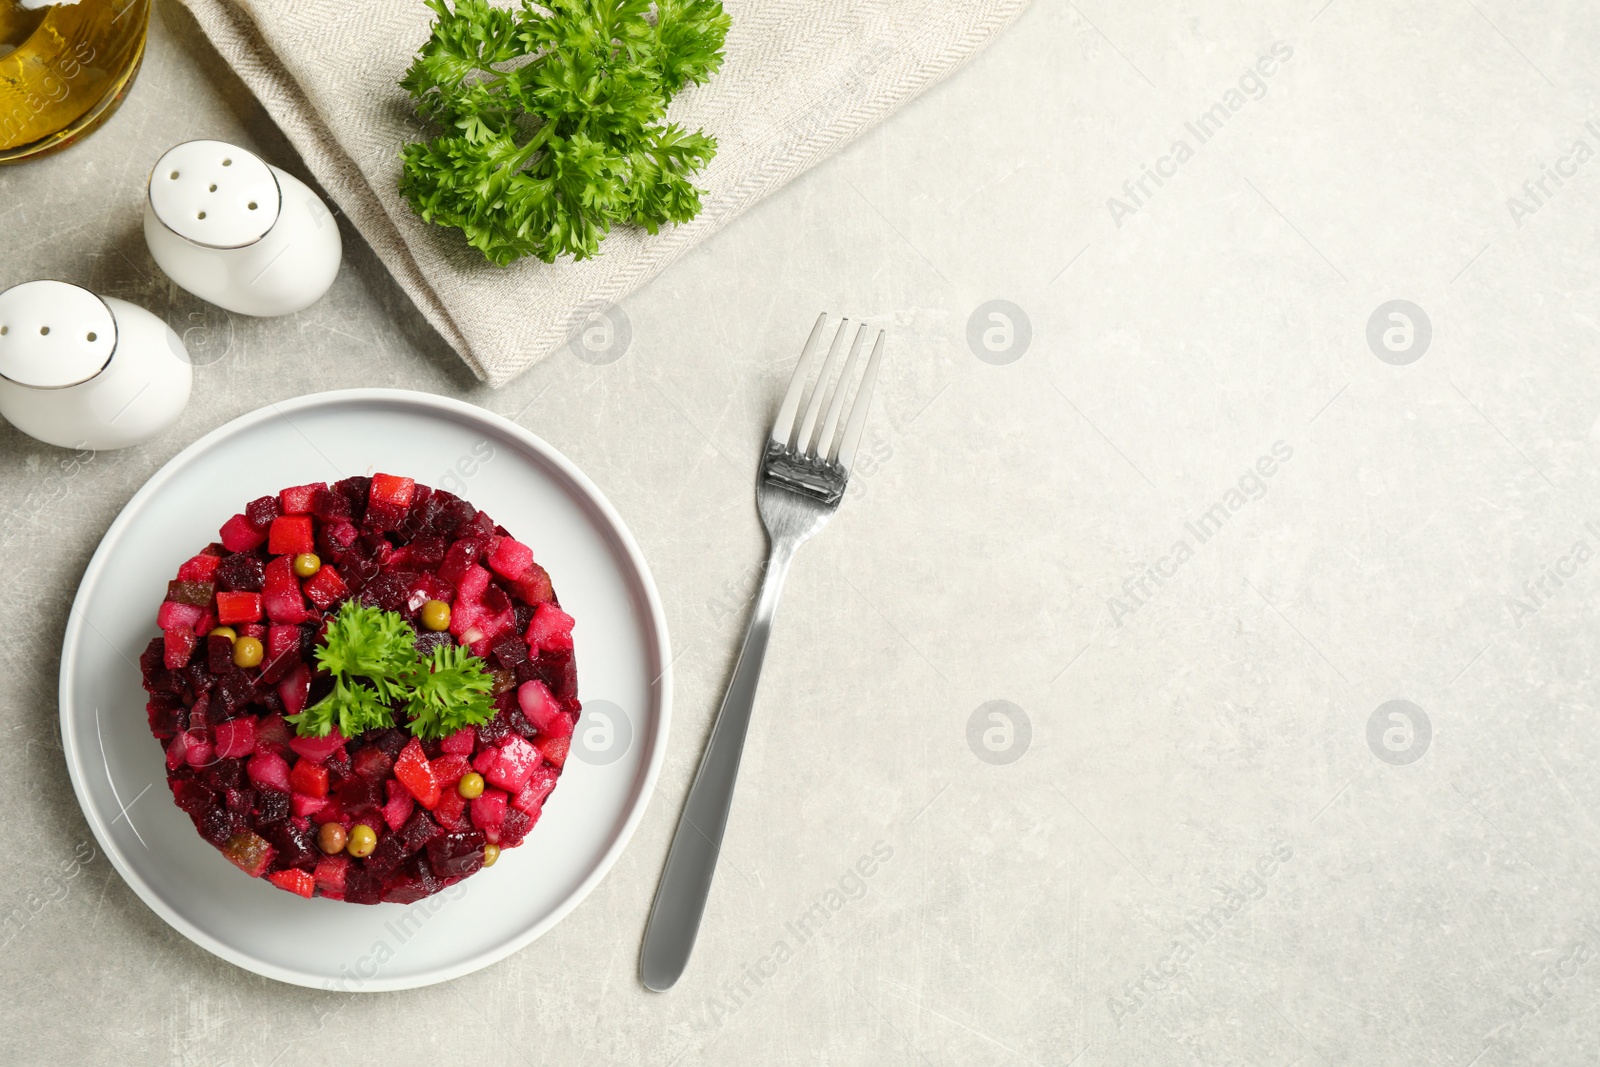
5, 1, 1600, 1064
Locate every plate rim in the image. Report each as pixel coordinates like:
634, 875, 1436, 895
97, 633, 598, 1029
57, 388, 672, 991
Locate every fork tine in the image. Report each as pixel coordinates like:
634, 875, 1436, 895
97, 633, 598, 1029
770, 312, 829, 448
795, 319, 853, 456
817, 323, 867, 459
833, 329, 884, 471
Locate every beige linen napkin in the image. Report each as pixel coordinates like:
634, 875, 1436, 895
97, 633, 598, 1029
176, 0, 1029, 386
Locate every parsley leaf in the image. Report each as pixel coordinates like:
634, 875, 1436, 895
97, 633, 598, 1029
311, 601, 418, 704
287, 600, 499, 741
287, 677, 398, 739
404, 643, 498, 741
398, 0, 730, 266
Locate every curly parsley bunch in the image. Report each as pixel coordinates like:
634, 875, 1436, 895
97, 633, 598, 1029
398, 0, 731, 266
287, 601, 497, 742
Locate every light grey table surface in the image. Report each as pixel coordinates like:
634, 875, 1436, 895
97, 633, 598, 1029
5, 1, 1600, 1064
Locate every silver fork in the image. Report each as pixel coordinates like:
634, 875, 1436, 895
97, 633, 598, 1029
640, 313, 886, 991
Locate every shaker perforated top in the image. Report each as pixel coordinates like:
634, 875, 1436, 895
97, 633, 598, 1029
147, 139, 282, 249
0, 280, 116, 388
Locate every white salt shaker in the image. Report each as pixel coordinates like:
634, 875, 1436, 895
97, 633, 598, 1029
0, 280, 192, 451
143, 139, 342, 317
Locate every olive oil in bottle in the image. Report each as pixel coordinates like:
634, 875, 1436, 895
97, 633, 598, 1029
0, 0, 151, 163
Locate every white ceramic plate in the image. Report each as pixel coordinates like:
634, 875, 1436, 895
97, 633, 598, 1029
59, 389, 671, 990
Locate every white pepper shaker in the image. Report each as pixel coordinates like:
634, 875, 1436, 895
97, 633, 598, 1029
143, 139, 342, 317
0, 280, 192, 451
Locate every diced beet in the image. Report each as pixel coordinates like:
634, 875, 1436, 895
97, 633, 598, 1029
307, 486, 350, 524
245, 494, 281, 532
480, 583, 511, 620
172, 779, 216, 817
183, 665, 215, 704
439, 540, 480, 587
256, 713, 292, 754
255, 787, 290, 824
163, 627, 198, 669
500, 806, 534, 847
437, 496, 476, 537
276, 662, 311, 716
382, 857, 441, 904
211, 672, 251, 722
206, 634, 235, 674
166, 579, 214, 607
302, 565, 349, 611
485, 735, 541, 794
221, 831, 276, 877
278, 482, 327, 515
177, 553, 222, 582
288, 759, 329, 798
200, 758, 243, 793
247, 751, 292, 793
464, 509, 496, 543
261, 624, 300, 683
214, 717, 257, 759
357, 571, 416, 614
318, 520, 359, 562
487, 537, 533, 582
440, 726, 475, 756
535, 650, 577, 701
165, 732, 188, 771
146, 699, 183, 740
287, 729, 344, 763
268, 868, 316, 897
383, 779, 415, 831
337, 775, 383, 818
394, 737, 440, 809
472, 747, 500, 776
542, 712, 575, 740
215, 591, 262, 625
239, 622, 266, 639
215, 552, 265, 592
425, 829, 486, 878
370, 729, 408, 759
527, 602, 575, 652
399, 809, 443, 852
197, 806, 240, 847
366, 834, 409, 880
351, 745, 394, 781
470, 789, 507, 842
219, 513, 266, 552
491, 636, 528, 671
343, 866, 383, 905
263, 820, 319, 871
158, 600, 204, 632
268, 515, 315, 556
477, 710, 511, 746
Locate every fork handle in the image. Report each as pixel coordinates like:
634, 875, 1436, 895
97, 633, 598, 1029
640, 541, 796, 991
